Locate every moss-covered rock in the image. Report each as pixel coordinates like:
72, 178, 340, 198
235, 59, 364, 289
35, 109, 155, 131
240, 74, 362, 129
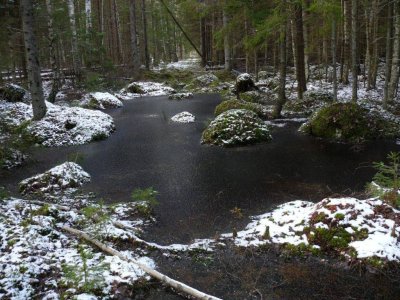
0, 84, 28, 102
126, 83, 145, 94
235, 73, 257, 94
201, 109, 272, 146
303, 89, 334, 102
300, 102, 400, 142
214, 99, 272, 119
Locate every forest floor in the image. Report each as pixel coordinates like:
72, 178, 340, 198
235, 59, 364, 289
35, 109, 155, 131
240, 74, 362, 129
1, 58, 400, 299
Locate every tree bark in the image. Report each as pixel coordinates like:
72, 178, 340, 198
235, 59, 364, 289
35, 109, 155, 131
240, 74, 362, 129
351, 0, 358, 102
294, 3, 306, 99
67, 0, 81, 80
142, 0, 150, 69
85, 0, 92, 35
274, 23, 287, 118
342, 0, 350, 84
388, 0, 400, 103
129, 0, 140, 74
384, 0, 393, 107
332, 18, 338, 102
223, 4, 231, 71
20, 0, 46, 120
45, 0, 60, 103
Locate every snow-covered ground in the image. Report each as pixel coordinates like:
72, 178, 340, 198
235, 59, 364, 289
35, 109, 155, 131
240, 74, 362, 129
171, 111, 195, 123
82, 92, 123, 109
116, 82, 175, 100
0, 100, 115, 146
223, 197, 400, 262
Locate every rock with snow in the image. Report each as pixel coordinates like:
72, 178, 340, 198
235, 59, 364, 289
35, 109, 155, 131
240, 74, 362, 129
299, 102, 400, 142
303, 89, 334, 102
201, 109, 271, 147
171, 112, 195, 123
117, 82, 175, 100
0, 83, 29, 103
19, 162, 91, 195
83, 92, 123, 109
228, 197, 400, 263
235, 73, 258, 94
168, 92, 193, 100
0, 100, 115, 146
1, 148, 26, 169
194, 73, 219, 86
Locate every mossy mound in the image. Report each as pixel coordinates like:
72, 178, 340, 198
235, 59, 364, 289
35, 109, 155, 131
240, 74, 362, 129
0, 84, 28, 102
303, 90, 334, 102
300, 102, 400, 142
126, 83, 145, 94
282, 98, 328, 118
214, 99, 272, 119
201, 109, 271, 146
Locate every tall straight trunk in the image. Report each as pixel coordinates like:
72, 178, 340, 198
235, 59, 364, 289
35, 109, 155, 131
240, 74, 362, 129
200, 17, 207, 67
67, 0, 81, 80
384, 0, 393, 106
342, 0, 351, 84
223, 5, 231, 71
129, 0, 140, 74
294, 3, 306, 99
20, 0, 46, 120
367, 0, 379, 90
142, 0, 150, 69
332, 18, 338, 102
85, 0, 92, 35
100, 0, 104, 46
45, 0, 60, 103
114, 0, 123, 63
290, 19, 297, 73
302, 0, 310, 81
388, 1, 400, 103
351, 0, 358, 102
274, 23, 287, 118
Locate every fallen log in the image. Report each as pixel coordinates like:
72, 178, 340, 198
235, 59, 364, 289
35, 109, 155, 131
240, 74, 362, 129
61, 225, 222, 300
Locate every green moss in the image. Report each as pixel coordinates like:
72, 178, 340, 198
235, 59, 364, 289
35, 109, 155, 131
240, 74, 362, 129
0, 84, 26, 102
334, 213, 345, 220
308, 227, 351, 251
283, 243, 321, 257
304, 102, 400, 142
201, 109, 272, 147
214, 100, 270, 119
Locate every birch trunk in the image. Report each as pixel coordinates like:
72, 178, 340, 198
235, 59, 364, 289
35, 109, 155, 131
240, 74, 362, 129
20, 0, 46, 120
67, 0, 81, 80
342, 0, 350, 84
332, 18, 338, 102
273, 23, 287, 118
85, 0, 92, 35
45, 0, 60, 103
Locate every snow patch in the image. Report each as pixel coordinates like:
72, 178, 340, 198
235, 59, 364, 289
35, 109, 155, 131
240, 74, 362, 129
171, 112, 195, 123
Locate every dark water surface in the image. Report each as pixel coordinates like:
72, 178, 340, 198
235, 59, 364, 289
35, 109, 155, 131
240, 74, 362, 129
2, 94, 400, 299
1, 94, 400, 244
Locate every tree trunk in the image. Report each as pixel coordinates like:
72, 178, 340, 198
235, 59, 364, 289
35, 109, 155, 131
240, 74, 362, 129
388, 0, 400, 103
142, 0, 150, 69
351, 0, 358, 102
294, 3, 306, 99
129, 0, 140, 74
342, 0, 350, 84
67, 0, 81, 80
332, 18, 338, 102
223, 5, 231, 71
20, 0, 46, 120
45, 0, 60, 103
384, 0, 393, 106
302, 0, 310, 81
274, 23, 287, 118
85, 0, 92, 35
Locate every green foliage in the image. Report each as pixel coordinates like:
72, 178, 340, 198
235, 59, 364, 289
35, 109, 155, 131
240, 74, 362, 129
131, 188, 159, 216
84, 72, 105, 92
0, 187, 9, 200
367, 152, 400, 208
61, 246, 109, 294
81, 202, 110, 237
